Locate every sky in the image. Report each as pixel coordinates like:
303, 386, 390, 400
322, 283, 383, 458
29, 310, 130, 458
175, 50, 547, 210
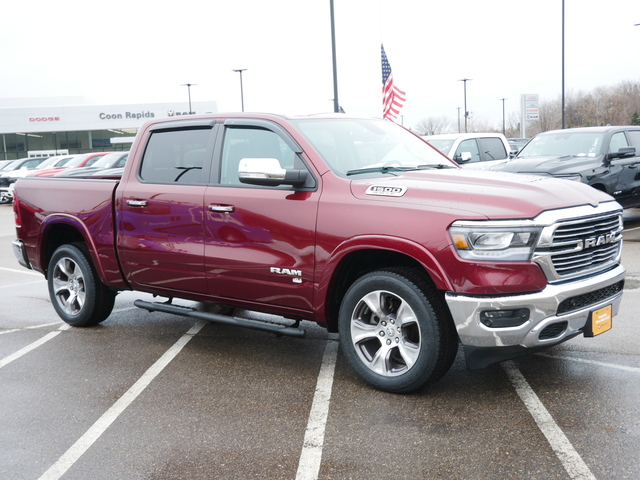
1, 0, 639, 131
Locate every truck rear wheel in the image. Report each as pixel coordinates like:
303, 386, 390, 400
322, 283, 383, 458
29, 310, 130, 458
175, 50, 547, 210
338, 268, 457, 393
47, 244, 116, 327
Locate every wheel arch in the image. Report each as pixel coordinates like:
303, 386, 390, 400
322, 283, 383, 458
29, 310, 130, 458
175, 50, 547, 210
38, 216, 104, 282
316, 236, 454, 332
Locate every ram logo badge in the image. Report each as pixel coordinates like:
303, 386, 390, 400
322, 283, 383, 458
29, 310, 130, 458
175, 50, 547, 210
270, 267, 303, 276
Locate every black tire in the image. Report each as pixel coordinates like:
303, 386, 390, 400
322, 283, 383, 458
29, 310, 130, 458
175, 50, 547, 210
47, 244, 116, 327
338, 268, 458, 393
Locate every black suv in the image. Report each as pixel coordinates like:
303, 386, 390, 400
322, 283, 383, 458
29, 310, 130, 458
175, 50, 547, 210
495, 126, 640, 208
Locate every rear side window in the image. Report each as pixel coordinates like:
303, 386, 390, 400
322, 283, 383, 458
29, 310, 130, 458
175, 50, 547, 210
478, 137, 508, 161
139, 128, 211, 184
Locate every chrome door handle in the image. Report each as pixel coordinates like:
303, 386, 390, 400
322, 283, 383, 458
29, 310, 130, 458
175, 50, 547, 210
127, 200, 148, 207
209, 204, 235, 213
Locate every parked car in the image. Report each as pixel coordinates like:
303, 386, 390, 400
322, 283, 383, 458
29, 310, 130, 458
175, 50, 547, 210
508, 138, 529, 154
90, 167, 125, 178
495, 126, 640, 208
26, 154, 79, 175
0, 160, 14, 171
422, 132, 512, 169
0, 157, 48, 203
32, 152, 115, 177
55, 152, 128, 177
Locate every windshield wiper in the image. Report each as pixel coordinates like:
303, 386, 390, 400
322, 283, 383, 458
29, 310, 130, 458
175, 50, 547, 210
346, 164, 453, 176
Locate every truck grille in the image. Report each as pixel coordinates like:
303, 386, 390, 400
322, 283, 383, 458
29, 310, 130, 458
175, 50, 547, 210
550, 212, 622, 276
556, 280, 624, 315
533, 207, 623, 282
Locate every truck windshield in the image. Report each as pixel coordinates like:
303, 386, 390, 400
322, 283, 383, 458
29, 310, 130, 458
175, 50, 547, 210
425, 139, 454, 153
291, 117, 454, 176
517, 132, 605, 158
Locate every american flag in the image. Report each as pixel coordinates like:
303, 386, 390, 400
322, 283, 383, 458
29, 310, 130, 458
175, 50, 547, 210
381, 44, 406, 122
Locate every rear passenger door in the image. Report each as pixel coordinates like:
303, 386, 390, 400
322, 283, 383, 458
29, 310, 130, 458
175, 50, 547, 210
117, 120, 215, 294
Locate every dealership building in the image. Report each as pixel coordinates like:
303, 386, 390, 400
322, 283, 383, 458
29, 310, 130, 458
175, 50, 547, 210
0, 97, 219, 160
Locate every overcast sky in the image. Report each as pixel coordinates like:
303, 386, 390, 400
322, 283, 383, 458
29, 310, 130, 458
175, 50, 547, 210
1, 0, 639, 130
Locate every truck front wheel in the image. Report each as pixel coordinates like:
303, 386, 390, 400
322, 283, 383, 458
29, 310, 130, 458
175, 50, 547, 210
47, 244, 116, 327
339, 268, 457, 393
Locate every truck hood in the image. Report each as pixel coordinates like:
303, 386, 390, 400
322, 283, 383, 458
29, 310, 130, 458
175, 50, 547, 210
497, 155, 601, 175
349, 168, 614, 220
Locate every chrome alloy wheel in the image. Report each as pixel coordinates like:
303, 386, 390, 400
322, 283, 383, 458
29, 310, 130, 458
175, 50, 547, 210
51, 256, 87, 316
349, 289, 421, 377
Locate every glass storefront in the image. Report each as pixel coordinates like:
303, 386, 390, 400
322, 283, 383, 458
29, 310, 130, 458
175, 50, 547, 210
0, 128, 137, 160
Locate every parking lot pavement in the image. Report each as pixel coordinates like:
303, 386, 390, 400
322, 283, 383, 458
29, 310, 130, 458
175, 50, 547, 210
1, 203, 639, 480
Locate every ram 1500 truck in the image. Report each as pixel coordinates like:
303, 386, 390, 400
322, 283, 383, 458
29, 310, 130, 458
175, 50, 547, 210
12, 114, 626, 393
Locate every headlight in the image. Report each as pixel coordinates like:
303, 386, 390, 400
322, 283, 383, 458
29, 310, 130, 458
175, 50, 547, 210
450, 224, 542, 262
557, 174, 582, 182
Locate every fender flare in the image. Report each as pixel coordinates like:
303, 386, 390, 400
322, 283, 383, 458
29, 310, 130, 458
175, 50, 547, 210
38, 214, 111, 285
314, 234, 454, 314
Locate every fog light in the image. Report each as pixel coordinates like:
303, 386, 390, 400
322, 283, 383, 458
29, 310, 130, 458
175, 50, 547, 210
480, 308, 530, 328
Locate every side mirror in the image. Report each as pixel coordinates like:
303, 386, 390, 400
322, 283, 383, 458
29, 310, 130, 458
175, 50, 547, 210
608, 146, 636, 160
453, 151, 473, 163
238, 158, 308, 187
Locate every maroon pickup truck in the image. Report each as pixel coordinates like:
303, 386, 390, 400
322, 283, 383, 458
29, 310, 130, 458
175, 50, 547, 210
12, 114, 626, 393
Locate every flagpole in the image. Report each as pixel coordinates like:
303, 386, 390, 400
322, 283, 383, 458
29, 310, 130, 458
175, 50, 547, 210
330, 0, 340, 113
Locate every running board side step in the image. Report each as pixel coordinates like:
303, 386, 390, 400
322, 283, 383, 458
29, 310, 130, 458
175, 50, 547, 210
134, 300, 305, 338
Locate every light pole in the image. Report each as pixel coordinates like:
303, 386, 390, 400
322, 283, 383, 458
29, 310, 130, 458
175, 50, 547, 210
561, 0, 565, 129
181, 83, 196, 114
456, 107, 461, 133
500, 98, 507, 135
232, 69, 247, 112
458, 78, 472, 132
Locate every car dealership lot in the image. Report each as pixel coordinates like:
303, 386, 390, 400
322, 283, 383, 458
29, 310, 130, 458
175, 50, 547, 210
1, 204, 639, 480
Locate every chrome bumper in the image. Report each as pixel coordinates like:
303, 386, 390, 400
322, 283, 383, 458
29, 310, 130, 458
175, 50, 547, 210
445, 264, 625, 350
12, 239, 32, 270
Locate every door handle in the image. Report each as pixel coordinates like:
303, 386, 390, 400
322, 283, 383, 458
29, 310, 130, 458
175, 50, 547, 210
209, 204, 235, 213
127, 200, 148, 207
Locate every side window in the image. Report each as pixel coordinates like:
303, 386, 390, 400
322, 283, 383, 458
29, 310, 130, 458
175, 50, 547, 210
455, 139, 480, 163
625, 130, 640, 151
139, 128, 211, 184
24, 159, 42, 169
220, 127, 298, 185
609, 132, 629, 153
478, 137, 508, 161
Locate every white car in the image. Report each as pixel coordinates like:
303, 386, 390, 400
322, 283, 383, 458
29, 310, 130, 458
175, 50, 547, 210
422, 132, 512, 170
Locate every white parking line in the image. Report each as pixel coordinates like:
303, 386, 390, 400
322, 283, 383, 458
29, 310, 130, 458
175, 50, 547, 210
295, 340, 339, 480
0, 279, 46, 289
503, 361, 596, 480
0, 322, 61, 335
37, 320, 207, 480
0, 266, 43, 276
0, 324, 70, 369
537, 352, 640, 373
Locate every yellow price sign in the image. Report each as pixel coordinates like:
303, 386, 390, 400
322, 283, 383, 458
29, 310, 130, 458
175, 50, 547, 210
585, 305, 612, 337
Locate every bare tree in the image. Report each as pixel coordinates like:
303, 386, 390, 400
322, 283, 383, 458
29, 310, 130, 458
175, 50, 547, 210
414, 116, 457, 135
413, 79, 640, 137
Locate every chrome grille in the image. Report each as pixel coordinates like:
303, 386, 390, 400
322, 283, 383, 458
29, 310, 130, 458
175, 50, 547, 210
533, 206, 623, 282
550, 212, 621, 276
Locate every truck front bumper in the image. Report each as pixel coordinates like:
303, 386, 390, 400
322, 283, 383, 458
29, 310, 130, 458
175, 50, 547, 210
445, 264, 625, 369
